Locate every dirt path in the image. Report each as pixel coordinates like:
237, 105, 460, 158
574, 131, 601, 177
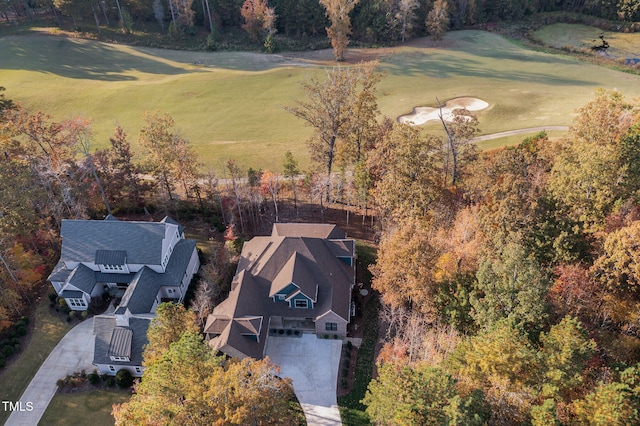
471, 126, 569, 142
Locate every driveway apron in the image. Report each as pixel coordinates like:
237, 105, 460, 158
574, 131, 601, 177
265, 334, 343, 426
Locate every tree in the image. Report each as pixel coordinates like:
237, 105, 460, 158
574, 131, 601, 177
143, 302, 199, 365
426, 0, 449, 42
260, 170, 280, 222
471, 240, 550, 337
438, 104, 480, 186
446, 319, 539, 423
538, 316, 596, 400
241, 0, 276, 43
592, 220, 640, 297
138, 111, 201, 207
572, 364, 640, 426
371, 218, 440, 316
368, 122, 441, 224
287, 62, 381, 204
319, 0, 359, 61
397, 0, 419, 42
282, 150, 300, 213
363, 363, 487, 425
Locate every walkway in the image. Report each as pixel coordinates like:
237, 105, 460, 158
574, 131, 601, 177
6, 318, 95, 426
265, 334, 343, 426
471, 126, 569, 142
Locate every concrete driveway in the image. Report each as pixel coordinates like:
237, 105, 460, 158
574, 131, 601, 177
6, 318, 95, 426
265, 334, 343, 426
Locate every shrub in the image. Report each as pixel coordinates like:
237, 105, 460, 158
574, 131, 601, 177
10, 337, 20, 346
88, 373, 100, 385
340, 377, 348, 388
61, 305, 71, 315
19, 316, 30, 326
333, 334, 339, 339
278, 329, 284, 335
105, 377, 115, 387
58, 298, 67, 307
2, 346, 14, 357
16, 325, 27, 337
286, 329, 292, 336
115, 369, 134, 388
0, 358, 5, 369
49, 293, 58, 302
81, 311, 88, 319
66, 316, 72, 322
13, 344, 20, 353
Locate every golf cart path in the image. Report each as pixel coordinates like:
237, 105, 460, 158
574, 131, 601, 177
471, 126, 569, 142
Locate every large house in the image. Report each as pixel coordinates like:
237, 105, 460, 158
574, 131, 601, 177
47, 215, 200, 376
204, 223, 356, 359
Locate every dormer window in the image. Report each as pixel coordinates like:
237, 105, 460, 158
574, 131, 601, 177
294, 299, 308, 308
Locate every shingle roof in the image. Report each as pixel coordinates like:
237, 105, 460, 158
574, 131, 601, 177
60, 219, 171, 265
95, 250, 127, 266
116, 239, 197, 315
93, 316, 150, 367
206, 224, 355, 360
272, 223, 345, 239
66, 264, 97, 294
48, 261, 72, 283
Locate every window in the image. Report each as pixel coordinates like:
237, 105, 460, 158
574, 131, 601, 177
325, 322, 338, 332
109, 365, 115, 372
135, 367, 142, 374
67, 298, 86, 308
276, 294, 286, 301
294, 299, 308, 308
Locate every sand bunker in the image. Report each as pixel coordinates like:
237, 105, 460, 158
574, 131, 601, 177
398, 97, 489, 126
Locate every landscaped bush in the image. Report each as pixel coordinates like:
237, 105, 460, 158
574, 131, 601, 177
49, 293, 58, 302
19, 316, 30, 326
13, 344, 20, 353
115, 369, 133, 388
105, 377, 115, 387
0, 358, 5, 369
88, 372, 100, 385
10, 337, 19, 346
15, 325, 27, 337
2, 345, 14, 357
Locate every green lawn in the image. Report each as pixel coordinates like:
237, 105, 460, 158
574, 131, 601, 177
39, 389, 130, 426
1, 29, 639, 172
532, 23, 640, 62
0, 296, 73, 425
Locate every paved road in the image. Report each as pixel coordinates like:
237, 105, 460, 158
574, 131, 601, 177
265, 334, 343, 426
5, 318, 95, 426
471, 126, 569, 142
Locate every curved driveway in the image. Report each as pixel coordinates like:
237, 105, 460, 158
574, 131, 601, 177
265, 334, 343, 426
6, 318, 95, 426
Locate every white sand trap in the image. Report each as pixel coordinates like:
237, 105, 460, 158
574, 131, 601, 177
398, 97, 489, 126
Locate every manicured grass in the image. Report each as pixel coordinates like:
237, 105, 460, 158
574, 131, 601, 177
338, 242, 378, 425
0, 296, 73, 425
532, 23, 640, 62
39, 389, 130, 426
1, 29, 640, 173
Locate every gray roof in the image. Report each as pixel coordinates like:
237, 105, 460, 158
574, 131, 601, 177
66, 264, 97, 294
61, 290, 83, 299
117, 239, 197, 315
95, 250, 126, 266
108, 327, 133, 358
93, 316, 150, 367
60, 219, 171, 265
95, 272, 136, 284
48, 261, 72, 283
206, 224, 354, 359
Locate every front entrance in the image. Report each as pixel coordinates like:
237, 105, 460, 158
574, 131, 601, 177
269, 316, 315, 336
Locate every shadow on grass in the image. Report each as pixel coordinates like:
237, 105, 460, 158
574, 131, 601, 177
0, 34, 201, 80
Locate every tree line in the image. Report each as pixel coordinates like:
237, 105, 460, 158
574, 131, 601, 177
2, 0, 639, 55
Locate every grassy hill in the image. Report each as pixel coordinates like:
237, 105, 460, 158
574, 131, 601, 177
1, 29, 640, 172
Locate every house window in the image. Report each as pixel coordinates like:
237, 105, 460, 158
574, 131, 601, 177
276, 294, 286, 301
109, 365, 115, 372
326, 322, 338, 332
67, 298, 86, 308
135, 367, 142, 374
294, 299, 308, 308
